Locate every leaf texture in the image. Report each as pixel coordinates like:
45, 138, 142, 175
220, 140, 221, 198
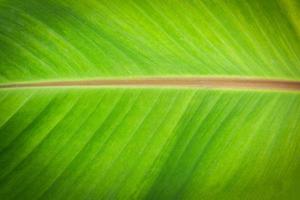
0, 89, 299, 200
0, 0, 300, 200
0, 0, 300, 82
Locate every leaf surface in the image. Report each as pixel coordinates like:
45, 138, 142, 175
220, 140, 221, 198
0, 1, 300, 200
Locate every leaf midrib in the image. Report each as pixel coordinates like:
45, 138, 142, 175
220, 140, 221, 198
0, 77, 300, 92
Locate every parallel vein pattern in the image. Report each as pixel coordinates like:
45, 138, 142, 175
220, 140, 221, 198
1, 1, 300, 200
0, 89, 299, 200
0, 0, 300, 82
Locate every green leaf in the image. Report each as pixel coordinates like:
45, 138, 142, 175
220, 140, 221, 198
0, 0, 300, 200
0, 0, 300, 81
